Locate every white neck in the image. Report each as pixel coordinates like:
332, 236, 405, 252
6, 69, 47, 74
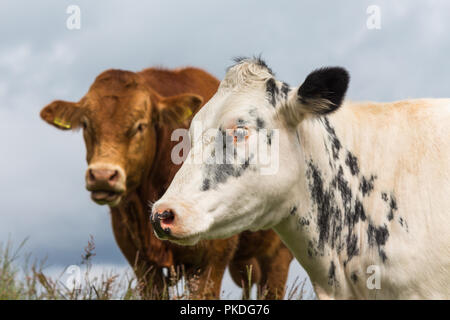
273, 99, 450, 299
273, 104, 383, 298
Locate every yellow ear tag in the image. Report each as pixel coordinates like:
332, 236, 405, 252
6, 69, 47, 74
54, 117, 72, 129
181, 107, 192, 121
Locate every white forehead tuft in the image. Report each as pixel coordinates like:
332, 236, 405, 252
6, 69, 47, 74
193, 58, 276, 126
220, 58, 273, 91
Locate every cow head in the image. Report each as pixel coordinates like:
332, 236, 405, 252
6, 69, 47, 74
41, 69, 202, 207
151, 58, 349, 245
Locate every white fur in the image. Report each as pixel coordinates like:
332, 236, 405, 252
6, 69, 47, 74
153, 61, 450, 299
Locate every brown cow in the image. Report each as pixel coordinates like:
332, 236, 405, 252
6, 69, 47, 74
40, 66, 293, 299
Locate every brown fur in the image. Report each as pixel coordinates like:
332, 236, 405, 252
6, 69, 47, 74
40, 66, 293, 299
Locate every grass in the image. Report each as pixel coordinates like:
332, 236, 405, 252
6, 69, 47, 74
0, 237, 139, 300
0, 237, 312, 300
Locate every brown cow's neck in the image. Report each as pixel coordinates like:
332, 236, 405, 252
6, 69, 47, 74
106, 65, 220, 268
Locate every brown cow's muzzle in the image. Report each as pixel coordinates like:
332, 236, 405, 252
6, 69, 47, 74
85, 163, 126, 207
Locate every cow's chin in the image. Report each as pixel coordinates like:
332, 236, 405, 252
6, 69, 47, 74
167, 235, 201, 246
153, 230, 201, 246
90, 191, 123, 207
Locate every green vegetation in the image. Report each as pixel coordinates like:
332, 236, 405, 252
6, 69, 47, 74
0, 237, 310, 300
0, 237, 138, 300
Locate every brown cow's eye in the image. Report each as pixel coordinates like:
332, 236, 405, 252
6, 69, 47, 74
82, 120, 88, 130
131, 123, 148, 137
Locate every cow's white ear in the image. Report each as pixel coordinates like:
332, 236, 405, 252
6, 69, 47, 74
280, 67, 349, 126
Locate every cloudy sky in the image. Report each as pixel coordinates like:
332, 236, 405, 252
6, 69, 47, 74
1, 0, 449, 298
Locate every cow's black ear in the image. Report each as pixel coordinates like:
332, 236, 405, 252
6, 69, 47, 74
297, 67, 349, 114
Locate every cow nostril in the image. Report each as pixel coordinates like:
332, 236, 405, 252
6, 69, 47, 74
151, 209, 175, 237
109, 170, 119, 182
89, 169, 96, 182
158, 210, 175, 226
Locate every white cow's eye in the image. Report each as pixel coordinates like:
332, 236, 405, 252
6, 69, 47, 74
232, 126, 249, 143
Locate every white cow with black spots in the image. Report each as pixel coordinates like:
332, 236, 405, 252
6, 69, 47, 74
151, 58, 450, 299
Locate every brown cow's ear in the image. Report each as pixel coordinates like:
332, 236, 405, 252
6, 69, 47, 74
155, 94, 203, 127
40, 100, 83, 130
